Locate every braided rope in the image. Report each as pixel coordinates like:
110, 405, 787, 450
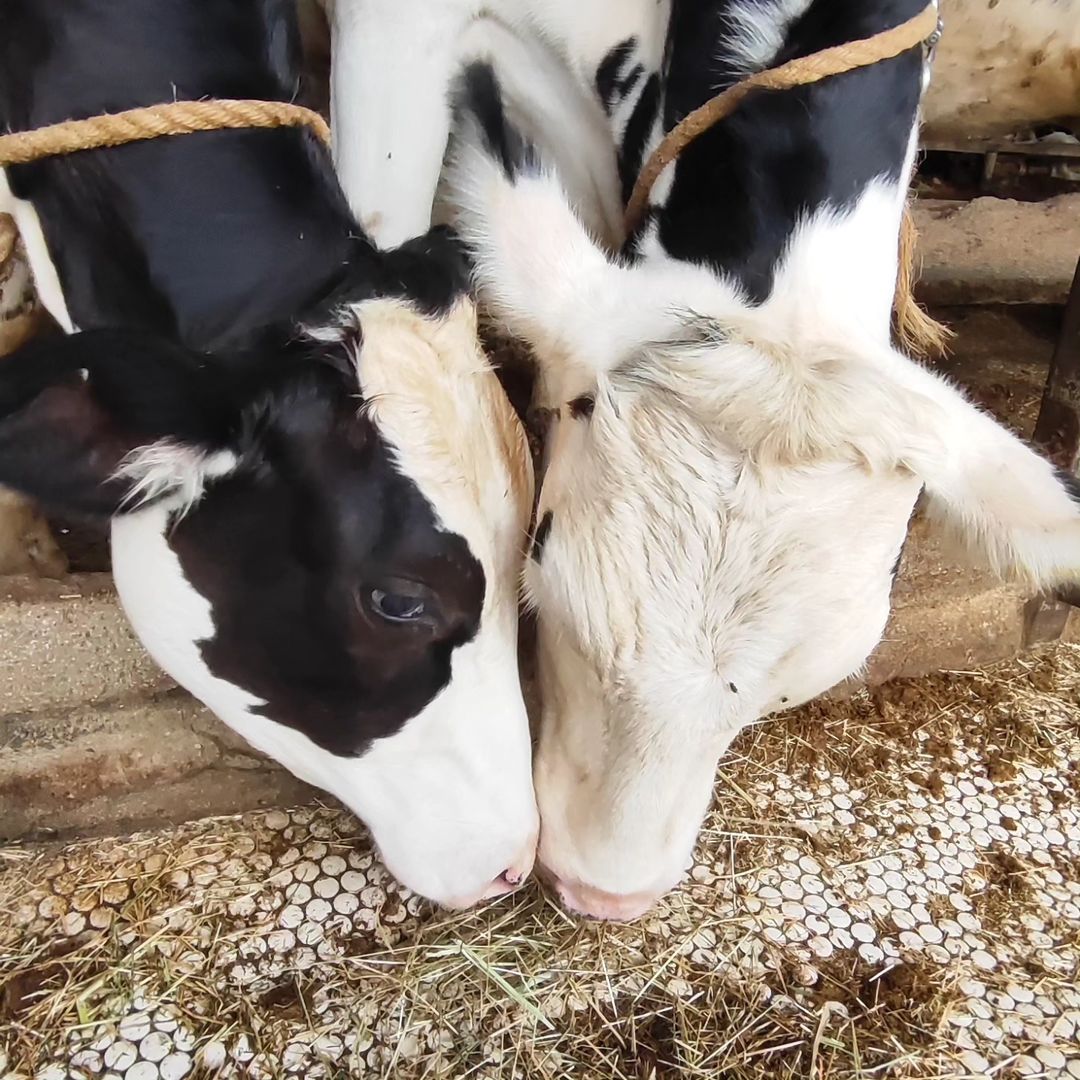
624, 1, 946, 356
0, 99, 330, 168
624, 2, 939, 234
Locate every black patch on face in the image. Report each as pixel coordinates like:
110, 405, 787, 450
648, 0, 924, 300
0, 333, 489, 762
595, 37, 641, 114
169, 363, 486, 757
568, 394, 595, 420
531, 510, 554, 564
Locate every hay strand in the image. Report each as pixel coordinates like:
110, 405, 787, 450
2, 645, 1079, 1078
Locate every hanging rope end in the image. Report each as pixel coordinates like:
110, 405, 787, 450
893, 202, 952, 360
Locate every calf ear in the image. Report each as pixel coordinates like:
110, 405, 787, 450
449, 67, 742, 381
894, 359, 1080, 593
448, 66, 615, 351
0, 329, 236, 519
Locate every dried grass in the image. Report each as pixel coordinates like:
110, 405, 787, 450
2, 644, 1078, 1079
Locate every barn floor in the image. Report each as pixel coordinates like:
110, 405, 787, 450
2, 644, 1078, 1080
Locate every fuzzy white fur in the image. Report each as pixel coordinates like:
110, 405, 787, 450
449, 113, 1080, 912
114, 443, 237, 517
720, 0, 816, 74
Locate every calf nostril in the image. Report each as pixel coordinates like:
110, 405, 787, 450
501, 867, 523, 886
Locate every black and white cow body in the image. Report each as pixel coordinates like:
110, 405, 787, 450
439, 0, 1080, 919
0, 0, 538, 908
635, 0, 926, 305
317, 0, 668, 251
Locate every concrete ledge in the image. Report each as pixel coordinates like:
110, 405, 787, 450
869, 582, 1027, 685
913, 194, 1080, 307
0, 691, 315, 841
0, 573, 172, 713
0, 520, 1070, 844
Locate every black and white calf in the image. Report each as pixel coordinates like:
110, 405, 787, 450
444, 0, 1080, 919
0, 0, 538, 908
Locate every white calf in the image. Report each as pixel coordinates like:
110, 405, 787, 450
448, 0, 1080, 919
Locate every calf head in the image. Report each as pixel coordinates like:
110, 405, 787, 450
0, 252, 537, 909
450, 131, 1080, 921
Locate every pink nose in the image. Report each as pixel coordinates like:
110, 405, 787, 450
552, 878, 658, 922
457, 839, 537, 908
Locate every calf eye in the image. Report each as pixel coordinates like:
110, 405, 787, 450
369, 588, 426, 623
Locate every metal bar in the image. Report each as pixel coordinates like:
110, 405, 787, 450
1025, 254, 1080, 644
1034, 255, 1080, 473
921, 137, 1080, 161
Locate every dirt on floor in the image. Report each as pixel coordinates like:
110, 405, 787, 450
2, 644, 1078, 1080
930, 303, 1062, 438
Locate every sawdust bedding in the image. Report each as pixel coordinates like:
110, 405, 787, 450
1, 644, 1079, 1080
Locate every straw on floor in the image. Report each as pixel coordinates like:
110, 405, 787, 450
2, 644, 1079, 1079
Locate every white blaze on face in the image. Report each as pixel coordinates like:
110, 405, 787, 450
112, 297, 538, 909
527, 386, 922, 904
343, 297, 539, 904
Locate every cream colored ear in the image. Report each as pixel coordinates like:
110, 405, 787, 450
894, 358, 1080, 591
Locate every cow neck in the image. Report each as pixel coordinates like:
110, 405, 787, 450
9, 125, 365, 356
